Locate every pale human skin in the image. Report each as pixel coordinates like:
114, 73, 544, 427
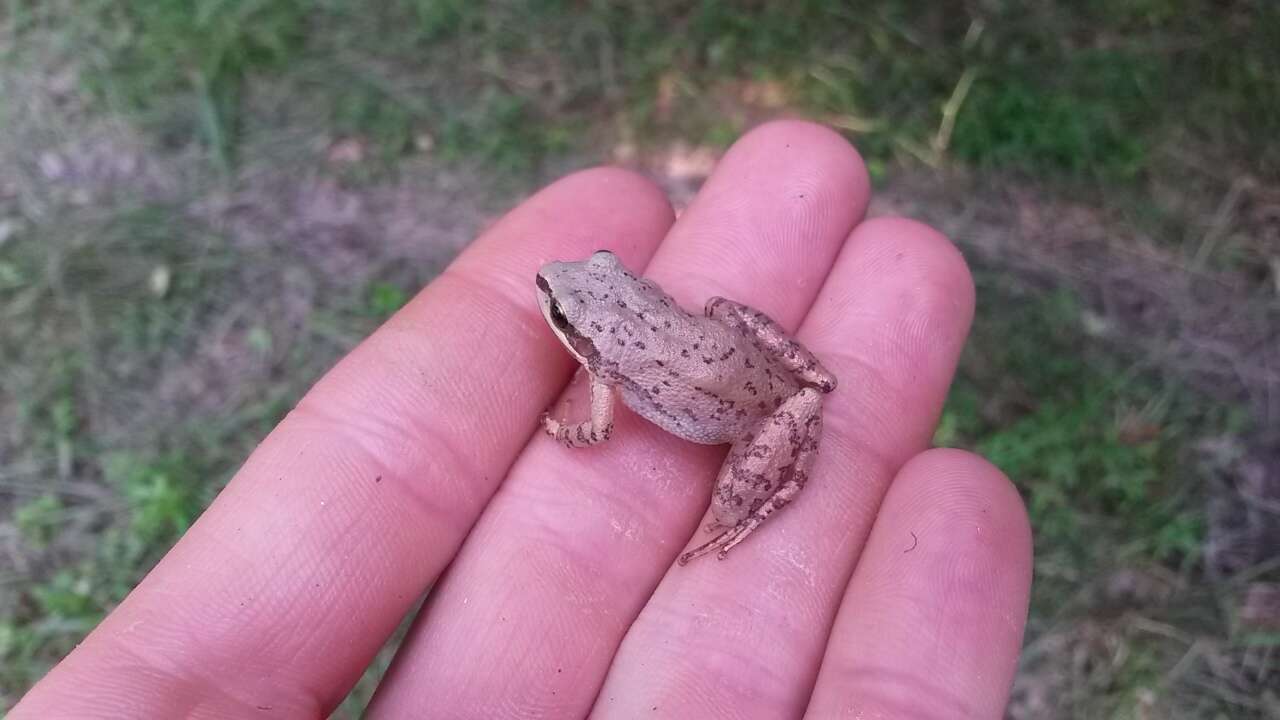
13, 121, 1032, 719
538, 250, 835, 563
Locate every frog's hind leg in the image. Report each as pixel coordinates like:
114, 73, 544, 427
678, 387, 822, 565
542, 377, 615, 448
705, 297, 837, 393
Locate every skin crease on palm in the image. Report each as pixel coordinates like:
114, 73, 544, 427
12, 121, 1032, 719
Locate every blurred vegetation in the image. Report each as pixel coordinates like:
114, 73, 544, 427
941, 283, 1208, 572
9, 0, 1275, 181
2, 0, 1276, 716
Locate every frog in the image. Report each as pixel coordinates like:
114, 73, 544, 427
535, 250, 836, 564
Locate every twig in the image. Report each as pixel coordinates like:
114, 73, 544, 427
1239, 488, 1280, 517
1185, 674, 1266, 710
1192, 176, 1252, 269
1129, 613, 1196, 644
933, 67, 977, 159
1164, 638, 1207, 686
825, 113, 880, 134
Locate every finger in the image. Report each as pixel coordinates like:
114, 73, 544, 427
806, 449, 1032, 718
593, 217, 976, 718
11, 169, 675, 719
365, 120, 870, 718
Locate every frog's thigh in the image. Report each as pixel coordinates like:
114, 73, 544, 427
712, 387, 822, 526
705, 297, 836, 392
542, 377, 615, 448
677, 388, 822, 564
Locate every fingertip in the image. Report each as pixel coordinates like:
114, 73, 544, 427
551, 165, 677, 230
891, 447, 1032, 576
652, 119, 870, 311
805, 448, 1031, 719
734, 119, 871, 209
806, 216, 975, 465
848, 216, 976, 329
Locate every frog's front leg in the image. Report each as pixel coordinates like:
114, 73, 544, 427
678, 387, 823, 564
705, 297, 837, 392
542, 376, 615, 448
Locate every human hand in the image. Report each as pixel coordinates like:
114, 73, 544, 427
14, 121, 1031, 719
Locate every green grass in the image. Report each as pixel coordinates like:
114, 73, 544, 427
0, 207, 218, 694
2, 451, 215, 690
18, 1, 1277, 184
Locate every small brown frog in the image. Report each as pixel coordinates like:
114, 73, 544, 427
536, 250, 836, 564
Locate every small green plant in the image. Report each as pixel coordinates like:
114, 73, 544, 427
409, 0, 480, 41
31, 570, 98, 620
951, 58, 1154, 179
330, 84, 417, 160
365, 281, 410, 319
106, 453, 202, 545
14, 495, 65, 548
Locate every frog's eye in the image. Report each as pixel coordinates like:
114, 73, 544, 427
549, 300, 570, 329
590, 250, 619, 266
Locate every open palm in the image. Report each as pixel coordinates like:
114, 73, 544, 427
15, 121, 1032, 719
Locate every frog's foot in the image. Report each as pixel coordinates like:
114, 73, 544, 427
678, 529, 730, 565
541, 378, 615, 448
542, 414, 612, 448
677, 477, 806, 565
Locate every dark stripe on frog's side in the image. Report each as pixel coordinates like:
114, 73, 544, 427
535, 273, 552, 295
537, 273, 601, 367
